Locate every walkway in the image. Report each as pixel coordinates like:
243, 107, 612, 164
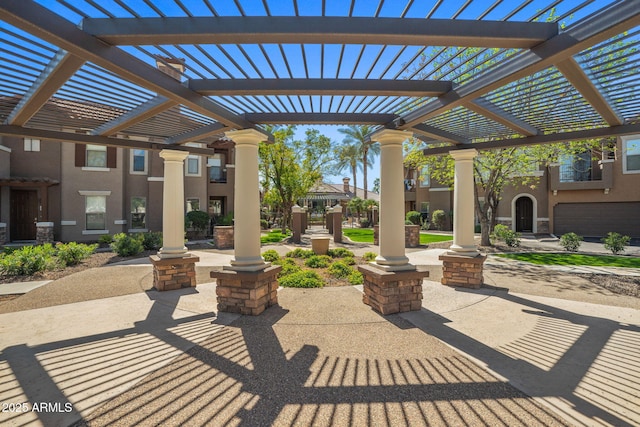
0, 245, 638, 426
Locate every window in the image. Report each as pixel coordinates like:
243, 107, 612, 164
420, 202, 430, 213
559, 151, 600, 182
186, 155, 200, 176
419, 165, 430, 187
131, 197, 146, 229
186, 198, 200, 212
86, 144, 107, 168
131, 149, 147, 173
24, 138, 40, 151
86, 196, 106, 230
208, 153, 227, 183
622, 136, 640, 173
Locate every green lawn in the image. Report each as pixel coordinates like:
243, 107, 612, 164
497, 253, 640, 268
260, 230, 290, 244
342, 228, 452, 245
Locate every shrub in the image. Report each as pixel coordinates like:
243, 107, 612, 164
492, 224, 521, 247
262, 249, 280, 262
216, 212, 234, 226
328, 261, 353, 278
260, 219, 269, 230
327, 248, 354, 258
559, 232, 583, 252
602, 232, 630, 255
360, 219, 371, 228
186, 210, 210, 233
405, 211, 421, 225
111, 233, 144, 257
98, 234, 114, 245
0, 244, 57, 276
342, 257, 356, 265
348, 271, 364, 285
56, 242, 97, 266
141, 232, 163, 250
286, 248, 315, 259
404, 220, 414, 225
304, 255, 332, 268
279, 270, 324, 288
363, 252, 377, 262
432, 210, 447, 230
273, 258, 301, 277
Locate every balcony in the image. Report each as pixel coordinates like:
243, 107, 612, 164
550, 160, 613, 192
404, 179, 416, 201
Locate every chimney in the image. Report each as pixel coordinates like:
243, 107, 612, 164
343, 177, 350, 193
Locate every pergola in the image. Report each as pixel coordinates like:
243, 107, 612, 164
1, 0, 639, 314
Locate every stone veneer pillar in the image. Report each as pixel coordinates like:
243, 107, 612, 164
211, 129, 279, 315
332, 204, 342, 243
292, 204, 303, 244
358, 129, 428, 315
438, 148, 486, 289
150, 149, 199, 291
36, 222, 54, 245
0, 223, 6, 245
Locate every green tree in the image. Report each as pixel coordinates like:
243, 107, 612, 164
259, 126, 332, 233
332, 142, 361, 194
338, 125, 379, 200
372, 177, 380, 194
347, 197, 364, 222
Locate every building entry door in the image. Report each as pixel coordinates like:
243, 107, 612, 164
10, 189, 38, 241
515, 196, 533, 233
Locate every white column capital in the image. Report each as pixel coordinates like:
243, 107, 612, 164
370, 129, 409, 146
449, 148, 478, 161
225, 129, 268, 145
159, 149, 189, 162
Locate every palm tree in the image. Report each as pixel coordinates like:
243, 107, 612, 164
338, 125, 379, 199
333, 142, 361, 194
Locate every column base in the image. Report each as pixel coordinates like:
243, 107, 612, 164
150, 254, 200, 291
211, 265, 282, 316
358, 264, 429, 315
438, 253, 487, 289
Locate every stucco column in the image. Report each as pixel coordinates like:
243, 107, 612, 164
226, 129, 267, 271
372, 129, 412, 270
158, 149, 188, 258
449, 148, 479, 256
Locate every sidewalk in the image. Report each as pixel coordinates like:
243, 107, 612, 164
0, 244, 639, 426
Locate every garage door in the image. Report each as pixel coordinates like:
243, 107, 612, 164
554, 202, 640, 237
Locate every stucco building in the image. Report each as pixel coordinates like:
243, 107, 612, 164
405, 135, 640, 238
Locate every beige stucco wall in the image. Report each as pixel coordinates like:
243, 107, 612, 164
59, 142, 125, 242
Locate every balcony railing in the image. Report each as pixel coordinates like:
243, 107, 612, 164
550, 160, 613, 191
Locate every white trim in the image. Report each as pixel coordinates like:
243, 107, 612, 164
128, 228, 148, 233
537, 217, 550, 221
621, 135, 640, 174
511, 193, 538, 233
225, 164, 235, 168
599, 159, 614, 164
495, 217, 511, 221
61, 220, 77, 226
0, 222, 6, 227
35, 222, 54, 227
0, 145, 11, 153
428, 187, 451, 192
78, 190, 112, 196
148, 177, 164, 182
114, 219, 127, 225
82, 229, 109, 235
130, 148, 148, 175
81, 167, 111, 172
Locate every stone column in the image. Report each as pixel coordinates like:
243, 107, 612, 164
36, 222, 54, 245
226, 129, 267, 271
302, 207, 308, 232
0, 223, 6, 245
211, 129, 279, 316
292, 204, 303, 244
358, 129, 429, 315
439, 148, 486, 289
151, 149, 199, 291
332, 204, 342, 243
158, 149, 189, 258
372, 129, 410, 270
448, 149, 479, 256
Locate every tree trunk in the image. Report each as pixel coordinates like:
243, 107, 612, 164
363, 148, 368, 200
480, 218, 491, 246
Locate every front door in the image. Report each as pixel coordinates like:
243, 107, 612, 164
10, 189, 38, 240
515, 197, 533, 233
